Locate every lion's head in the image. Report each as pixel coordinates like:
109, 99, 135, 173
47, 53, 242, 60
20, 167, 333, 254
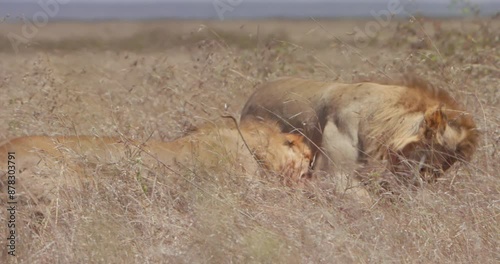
241, 120, 313, 185
271, 133, 313, 185
385, 80, 479, 184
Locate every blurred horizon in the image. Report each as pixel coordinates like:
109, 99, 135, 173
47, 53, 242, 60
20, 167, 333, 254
1, 0, 499, 21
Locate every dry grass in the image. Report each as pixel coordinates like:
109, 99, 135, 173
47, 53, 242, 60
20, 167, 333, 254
0, 18, 499, 263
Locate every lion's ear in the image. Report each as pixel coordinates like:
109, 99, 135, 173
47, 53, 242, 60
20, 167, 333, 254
425, 104, 447, 133
284, 134, 303, 146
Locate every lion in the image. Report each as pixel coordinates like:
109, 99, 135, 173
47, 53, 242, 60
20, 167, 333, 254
240, 76, 478, 201
0, 119, 312, 205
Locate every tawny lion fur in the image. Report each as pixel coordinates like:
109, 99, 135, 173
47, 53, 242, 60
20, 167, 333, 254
0, 119, 312, 204
240, 76, 478, 200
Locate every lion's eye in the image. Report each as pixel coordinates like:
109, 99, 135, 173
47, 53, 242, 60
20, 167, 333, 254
284, 140, 294, 147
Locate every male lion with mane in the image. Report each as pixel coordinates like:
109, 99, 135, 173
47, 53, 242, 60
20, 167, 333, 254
0, 119, 312, 205
240, 76, 478, 201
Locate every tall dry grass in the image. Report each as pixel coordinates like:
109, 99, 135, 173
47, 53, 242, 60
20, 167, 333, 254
0, 18, 498, 263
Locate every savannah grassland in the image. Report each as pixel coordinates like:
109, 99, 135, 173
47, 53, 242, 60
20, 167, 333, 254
0, 17, 498, 263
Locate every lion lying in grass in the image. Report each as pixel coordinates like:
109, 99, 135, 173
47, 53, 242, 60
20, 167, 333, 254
240, 76, 478, 201
0, 119, 312, 205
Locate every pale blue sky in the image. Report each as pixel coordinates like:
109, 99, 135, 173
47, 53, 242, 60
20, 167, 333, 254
2, 0, 497, 20
2, 0, 496, 2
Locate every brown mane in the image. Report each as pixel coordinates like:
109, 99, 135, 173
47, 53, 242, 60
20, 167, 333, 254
357, 74, 479, 161
357, 74, 475, 122
355, 74, 459, 108
404, 76, 478, 146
